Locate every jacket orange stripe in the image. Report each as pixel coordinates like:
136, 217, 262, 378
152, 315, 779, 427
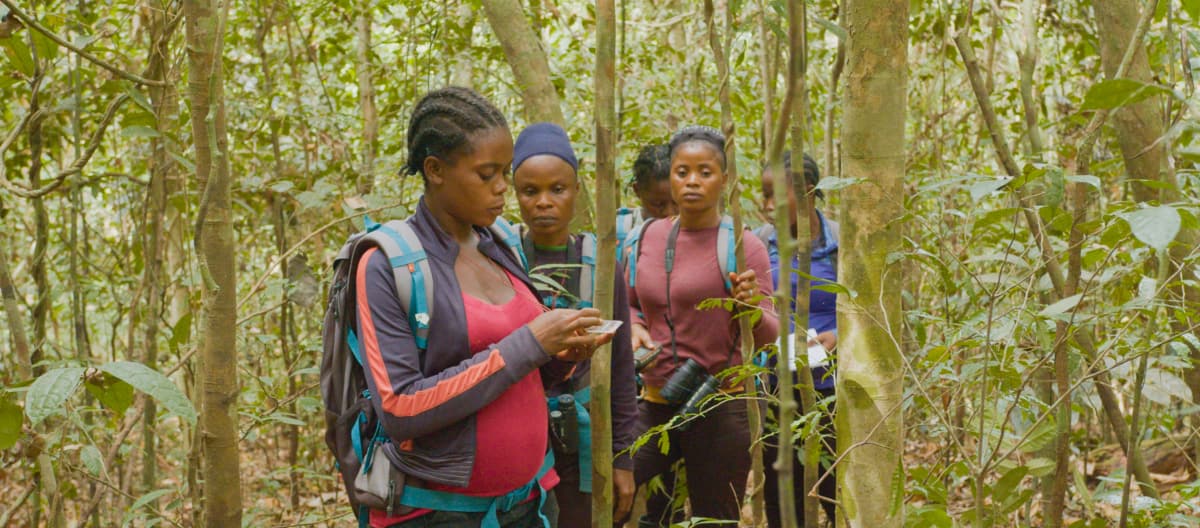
357, 247, 509, 418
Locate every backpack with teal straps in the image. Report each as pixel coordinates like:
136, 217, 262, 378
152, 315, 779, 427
321, 214, 549, 528
624, 215, 739, 291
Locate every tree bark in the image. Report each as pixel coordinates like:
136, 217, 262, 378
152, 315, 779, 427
836, 0, 908, 526
480, 0, 565, 125
355, 0, 377, 196
1093, 0, 1200, 466
184, 0, 242, 525
590, 0, 616, 524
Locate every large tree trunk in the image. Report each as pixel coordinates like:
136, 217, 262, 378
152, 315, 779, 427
590, 0, 616, 524
184, 0, 242, 525
479, 0, 565, 125
1093, 0, 1200, 465
835, 0, 907, 526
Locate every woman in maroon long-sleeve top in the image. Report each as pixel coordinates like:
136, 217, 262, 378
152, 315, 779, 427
624, 126, 779, 525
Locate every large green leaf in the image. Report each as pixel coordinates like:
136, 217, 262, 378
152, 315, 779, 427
1081, 79, 1172, 111
26, 367, 86, 425
98, 361, 197, 426
84, 373, 135, 416
0, 393, 22, 450
1039, 294, 1082, 318
1119, 205, 1181, 251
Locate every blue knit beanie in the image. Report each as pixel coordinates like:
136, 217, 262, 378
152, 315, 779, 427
512, 122, 578, 173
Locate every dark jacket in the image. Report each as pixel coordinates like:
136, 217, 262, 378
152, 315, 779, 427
352, 199, 571, 487
525, 235, 639, 471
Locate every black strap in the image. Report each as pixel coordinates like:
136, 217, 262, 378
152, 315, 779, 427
662, 219, 738, 369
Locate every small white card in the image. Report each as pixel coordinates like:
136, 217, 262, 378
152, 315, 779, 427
586, 320, 624, 334
775, 329, 830, 371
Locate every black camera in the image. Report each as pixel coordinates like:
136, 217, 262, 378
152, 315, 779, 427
633, 345, 661, 372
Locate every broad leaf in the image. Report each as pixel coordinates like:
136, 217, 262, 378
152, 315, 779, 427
1119, 206, 1180, 251
1064, 175, 1101, 189
0, 394, 22, 450
1039, 294, 1083, 317
81, 444, 104, 476
84, 373, 135, 416
1081, 79, 1171, 111
991, 466, 1028, 503
98, 361, 197, 425
968, 177, 1013, 201
26, 367, 85, 425
814, 176, 864, 192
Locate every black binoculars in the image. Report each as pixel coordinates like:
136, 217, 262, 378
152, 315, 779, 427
660, 358, 721, 429
550, 394, 579, 455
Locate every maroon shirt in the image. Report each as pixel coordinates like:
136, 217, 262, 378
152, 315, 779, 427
627, 220, 779, 388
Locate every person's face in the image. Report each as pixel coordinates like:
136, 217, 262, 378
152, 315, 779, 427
514, 155, 577, 243
634, 179, 677, 219
670, 142, 726, 216
761, 171, 814, 228
424, 127, 514, 227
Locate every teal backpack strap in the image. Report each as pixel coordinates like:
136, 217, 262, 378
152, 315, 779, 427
578, 232, 596, 308
716, 216, 736, 291
361, 219, 435, 350
624, 218, 654, 289
489, 217, 529, 271
614, 208, 633, 266
398, 450, 556, 528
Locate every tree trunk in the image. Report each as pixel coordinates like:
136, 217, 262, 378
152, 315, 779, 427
836, 0, 908, 526
142, 1, 179, 496
356, 0, 377, 196
29, 88, 49, 378
183, 0, 242, 525
0, 234, 32, 380
479, 0, 565, 125
1093, 0, 1200, 465
590, 0, 616, 524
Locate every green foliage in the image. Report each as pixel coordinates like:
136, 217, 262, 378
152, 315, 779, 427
98, 361, 197, 425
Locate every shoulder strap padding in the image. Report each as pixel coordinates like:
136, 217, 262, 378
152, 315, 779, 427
716, 216, 736, 291
488, 216, 529, 271
578, 232, 596, 307
354, 218, 434, 350
623, 218, 656, 289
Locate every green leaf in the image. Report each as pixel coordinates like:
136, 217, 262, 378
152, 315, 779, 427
1119, 205, 1180, 251
98, 361, 197, 425
127, 86, 155, 114
121, 125, 161, 139
122, 489, 172, 526
991, 466, 1028, 503
812, 14, 846, 41
1026, 457, 1056, 478
81, 444, 104, 476
0, 393, 23, 450
1064, 175, 1101, 189
1039, 294, 1083, 317
815, 176, 864, 192
968, 177, 1013, 201
26, 367, 85, 425
84, 373, 135, 416
1, 37, 36, 77
1182, 0, 1200, 20
170, 313, 193, 351
1081, 79, 1172, 111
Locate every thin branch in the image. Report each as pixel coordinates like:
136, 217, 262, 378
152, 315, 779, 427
0, 0, 168, 87
0, 94, 131, 199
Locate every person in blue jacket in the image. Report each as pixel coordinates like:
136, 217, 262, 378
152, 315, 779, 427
756, 151, 839, 527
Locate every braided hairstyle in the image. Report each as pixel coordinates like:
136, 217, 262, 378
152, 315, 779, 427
631, 144, 670, 190
668, 125, 727, 170
782, 150, 824, 200
404, 87, 509, 178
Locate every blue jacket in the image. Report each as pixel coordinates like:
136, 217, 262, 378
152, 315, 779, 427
762, 210, 839, 391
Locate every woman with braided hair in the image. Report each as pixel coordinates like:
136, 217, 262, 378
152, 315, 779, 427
350, 87, 613, 527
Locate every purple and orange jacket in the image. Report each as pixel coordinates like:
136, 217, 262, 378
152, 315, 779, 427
351, 199, 571, 488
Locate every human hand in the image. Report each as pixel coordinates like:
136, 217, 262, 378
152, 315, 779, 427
613, 468, 635, 520
630, 323, 655, 353
729, 269, 760, 305
808, 330, 837, 352
527, 308, 610, 361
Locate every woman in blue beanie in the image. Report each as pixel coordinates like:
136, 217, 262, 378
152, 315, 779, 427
510, 122, 640, 525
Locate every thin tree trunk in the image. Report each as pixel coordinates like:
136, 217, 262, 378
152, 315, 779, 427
184, 0, 242, 525
142, 1, 179, 497
757, 0, 776, 156
823, 5, 846, 180
0, 234, 32, 380
479, 0, 565, 125
703, 1, 765, 523
591, 0, 617, 524
836, 0, 908, 526
355, 0, 376, 196
29, 86, 49, 378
